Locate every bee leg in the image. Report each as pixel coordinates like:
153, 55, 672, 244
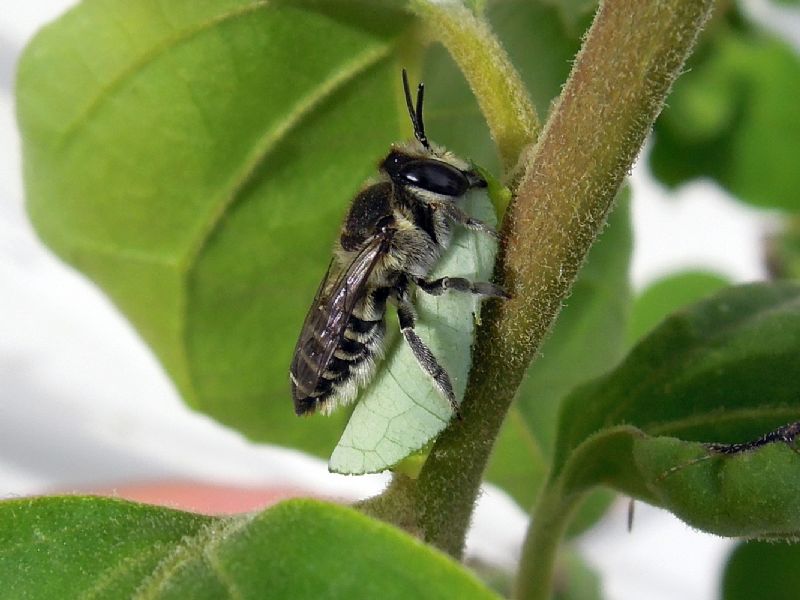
436, 202, 500, 239
416, 276, 509, 299
397, 301, 461, 418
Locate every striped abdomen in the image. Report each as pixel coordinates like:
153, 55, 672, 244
300, 287, 389, 415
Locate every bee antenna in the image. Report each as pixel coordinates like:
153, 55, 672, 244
402, 69, 430, 149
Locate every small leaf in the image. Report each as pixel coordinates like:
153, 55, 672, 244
546, 282, 800, 538
722, 540, 800, 600
0, 497, 499, 599
329, 192, 498, 474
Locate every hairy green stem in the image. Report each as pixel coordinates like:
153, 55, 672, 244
410, 0, 539, 176
407, 0, 715, 560
514, 485, 581, 600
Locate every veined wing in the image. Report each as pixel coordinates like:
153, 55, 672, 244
290, 230, 392, 409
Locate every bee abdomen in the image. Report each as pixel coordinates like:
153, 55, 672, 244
295, 287, 390, 415
310, 316, 386, 412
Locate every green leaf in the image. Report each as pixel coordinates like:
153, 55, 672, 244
547, 282, 800, 538
16, 1, 413, 453
329, 192, 498, 474
722, 541, 800, 600
651, 19, 800, 209
628, 271, 730, 343
0, 497, 499, 599
633, 435, 800, 537
485, 193, 632, 508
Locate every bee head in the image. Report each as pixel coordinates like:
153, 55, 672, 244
387, 70, 487, 197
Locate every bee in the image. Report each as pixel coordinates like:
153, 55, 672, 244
289, 70, 507, 416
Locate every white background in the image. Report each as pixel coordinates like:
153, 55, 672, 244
1, 2, 798, 599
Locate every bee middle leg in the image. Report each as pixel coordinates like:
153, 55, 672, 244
416, 276, 509, 299
396, 300, 460, 417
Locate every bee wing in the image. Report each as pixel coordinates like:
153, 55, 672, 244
290, 232, 391, 407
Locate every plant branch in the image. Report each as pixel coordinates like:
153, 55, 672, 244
514, 484, 582, 600
410, 0, 539, 177
408, 0, 715, 559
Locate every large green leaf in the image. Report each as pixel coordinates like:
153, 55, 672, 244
650, 16, 800, 209
546, 282, 800, 537
16, 0, 413, 453
0, 497, 499, 599
330, 192, 498, 474
722, 541, 800, 600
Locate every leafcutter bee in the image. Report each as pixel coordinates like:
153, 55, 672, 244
289, 70, 507, 416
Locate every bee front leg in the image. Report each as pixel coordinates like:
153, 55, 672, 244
416, 276, 509, 299
435, 202, 500, 239
396, 301, 461, 418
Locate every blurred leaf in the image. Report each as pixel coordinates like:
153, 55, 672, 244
628, 271, 730, 343
486, 193, 632, 509
17, 0, 413, 452
546, 282, 800, 538
766, 216, 800, 280
651, 19, 800, 209
553, 550, 602, 600
330, 192, 498, 474
0, 497, 499, 599
722, 540, 800, 600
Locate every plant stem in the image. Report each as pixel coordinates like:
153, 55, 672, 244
410, 0, 715, 560
410, 0, 539, 177
514, 485, 581, 600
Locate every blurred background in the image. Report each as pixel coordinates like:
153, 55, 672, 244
2, 1, 799, 599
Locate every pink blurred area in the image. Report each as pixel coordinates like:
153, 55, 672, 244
80, 482, 309, 515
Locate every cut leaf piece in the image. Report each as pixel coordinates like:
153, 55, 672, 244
329, 191, 498, 474
16, 0, 412, 453
0, 496, 499, 599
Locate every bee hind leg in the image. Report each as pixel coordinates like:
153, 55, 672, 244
397, 302, 461, 419
416, 276, 509, 299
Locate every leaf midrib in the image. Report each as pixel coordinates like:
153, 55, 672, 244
57, 1, 271, 149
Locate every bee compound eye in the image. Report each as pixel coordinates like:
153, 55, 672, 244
400, 160, 470, 197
